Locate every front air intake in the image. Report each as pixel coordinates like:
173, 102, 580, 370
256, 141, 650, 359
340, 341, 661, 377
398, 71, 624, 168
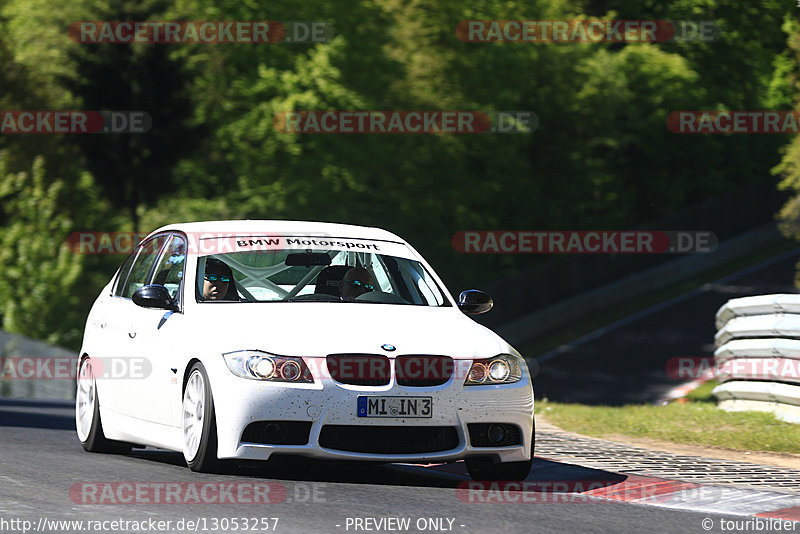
240, 421, 312, 445
318, 425, 459, 453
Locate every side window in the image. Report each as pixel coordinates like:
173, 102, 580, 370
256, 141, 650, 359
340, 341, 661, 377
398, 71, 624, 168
152, 235, 187, 300
120, 235, 169, 299
112, 253, 136, 296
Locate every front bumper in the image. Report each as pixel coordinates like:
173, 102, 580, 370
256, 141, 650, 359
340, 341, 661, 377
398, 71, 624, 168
208, 357, 534, 463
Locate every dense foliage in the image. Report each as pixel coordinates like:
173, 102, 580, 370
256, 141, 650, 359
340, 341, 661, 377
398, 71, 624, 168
0, 0, 797, 348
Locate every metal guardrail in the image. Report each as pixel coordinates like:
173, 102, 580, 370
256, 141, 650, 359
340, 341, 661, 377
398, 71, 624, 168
713, 295, 800, 424
0, 329, 76, 400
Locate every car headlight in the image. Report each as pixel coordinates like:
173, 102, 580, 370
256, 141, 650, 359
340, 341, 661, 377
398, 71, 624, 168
223, 350, 313, 383
465, 354, 523, 386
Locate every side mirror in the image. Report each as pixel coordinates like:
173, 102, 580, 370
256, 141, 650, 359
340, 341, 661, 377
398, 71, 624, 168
458, 289, 493, 315
133, 285, 177, 311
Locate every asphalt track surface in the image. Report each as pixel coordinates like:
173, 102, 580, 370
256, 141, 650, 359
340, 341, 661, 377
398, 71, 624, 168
4, 251, 800, 533
0, 399, 767, 534
534, 248, 800, 404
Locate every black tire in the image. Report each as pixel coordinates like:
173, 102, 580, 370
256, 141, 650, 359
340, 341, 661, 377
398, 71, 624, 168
75, 358, 131, 454
182, 363, 220, 472
465, 422, 534, 481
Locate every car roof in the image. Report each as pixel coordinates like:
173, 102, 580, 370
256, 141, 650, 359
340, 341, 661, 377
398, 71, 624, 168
149, 220, 407, 244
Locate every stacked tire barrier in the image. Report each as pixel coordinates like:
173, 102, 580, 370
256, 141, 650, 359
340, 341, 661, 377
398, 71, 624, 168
713, 294, 800, 424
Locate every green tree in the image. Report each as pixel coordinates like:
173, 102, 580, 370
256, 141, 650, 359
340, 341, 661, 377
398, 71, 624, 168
773, 17, 800, 287
63, 0, 204, 232
143, 0, 775, 288
0, 152, 85, 347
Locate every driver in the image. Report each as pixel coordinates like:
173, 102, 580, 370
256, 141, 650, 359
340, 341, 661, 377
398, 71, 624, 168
340, 267, 376, 301
202, 258, 235, 300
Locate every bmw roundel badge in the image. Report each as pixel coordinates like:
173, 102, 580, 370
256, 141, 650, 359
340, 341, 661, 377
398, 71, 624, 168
381, 344, 396, 352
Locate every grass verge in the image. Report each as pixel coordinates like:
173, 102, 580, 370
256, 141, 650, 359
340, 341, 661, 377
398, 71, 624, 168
538, 399, 800, 454
685, 379, 718, 402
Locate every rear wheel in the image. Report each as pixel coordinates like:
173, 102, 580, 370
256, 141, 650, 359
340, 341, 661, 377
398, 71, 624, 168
182, 363, 220, 472
75, 358, 131, 454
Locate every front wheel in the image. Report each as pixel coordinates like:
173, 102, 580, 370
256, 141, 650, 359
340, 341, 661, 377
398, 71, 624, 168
75, 358, 131, 454
182, 363, 220, 472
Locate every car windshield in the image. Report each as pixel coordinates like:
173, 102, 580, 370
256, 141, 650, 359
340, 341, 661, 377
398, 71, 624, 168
196, 245, 450, 306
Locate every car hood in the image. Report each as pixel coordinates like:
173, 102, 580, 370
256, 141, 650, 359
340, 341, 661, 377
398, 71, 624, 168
188, 303, 508, 358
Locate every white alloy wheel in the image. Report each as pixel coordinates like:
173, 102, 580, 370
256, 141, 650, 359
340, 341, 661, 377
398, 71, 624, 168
182, 363, 219, 472
75, 357, 130, 454
75, 359, 96, 442
183, 369, 205, 461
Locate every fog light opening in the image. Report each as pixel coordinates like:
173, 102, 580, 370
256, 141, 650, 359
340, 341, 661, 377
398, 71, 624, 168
264, 423, 286, 444
487, 424, 506, 444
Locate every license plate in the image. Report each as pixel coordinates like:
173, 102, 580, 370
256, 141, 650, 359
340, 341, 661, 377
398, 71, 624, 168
357, 396, 432, 418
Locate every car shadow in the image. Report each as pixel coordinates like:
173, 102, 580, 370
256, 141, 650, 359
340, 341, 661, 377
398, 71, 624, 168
128, 449, 463, 487
126, 449, 629, 493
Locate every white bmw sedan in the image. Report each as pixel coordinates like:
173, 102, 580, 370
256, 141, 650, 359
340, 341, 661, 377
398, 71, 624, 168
76, 220, 534, 480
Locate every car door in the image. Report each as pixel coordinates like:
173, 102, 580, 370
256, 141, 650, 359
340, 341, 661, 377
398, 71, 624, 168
103, 234, 170, 418
84, 252, 135, 415
126, 234, 187, 427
